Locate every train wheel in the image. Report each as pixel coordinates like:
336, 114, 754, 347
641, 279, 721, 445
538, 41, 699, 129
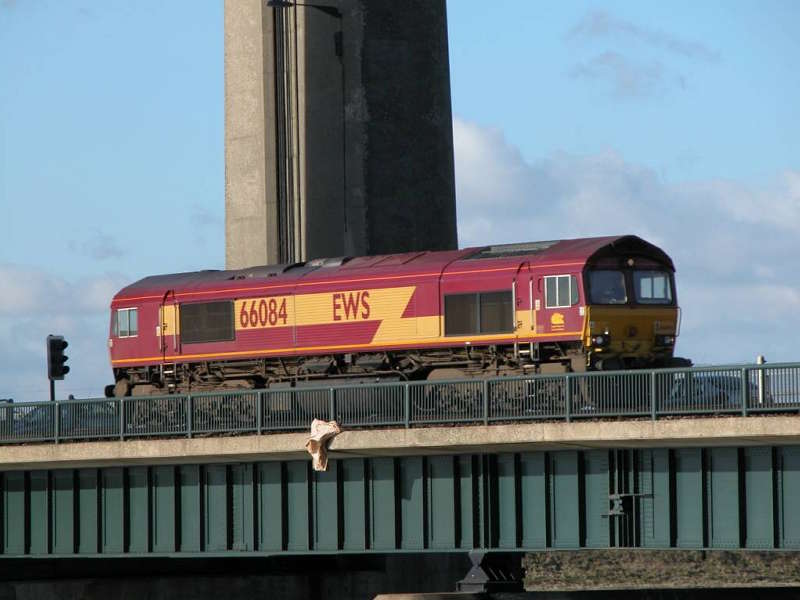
113, 379, 130, 398
422, 369, 479, 418
668, 356, 693, 368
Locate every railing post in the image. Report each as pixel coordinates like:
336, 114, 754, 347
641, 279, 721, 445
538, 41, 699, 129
257, 391, 262, 434
565, 375, 572, 423
741, 368, 748, 417
329, 387, 336, 422
404, 383, 410, 428
187, 394, 193, 438
119, 397, 125, 441
650, 371, 657, 421
483, 380, 489, 425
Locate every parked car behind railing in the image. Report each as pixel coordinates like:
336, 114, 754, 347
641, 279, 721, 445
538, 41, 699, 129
662, 373, 770, 413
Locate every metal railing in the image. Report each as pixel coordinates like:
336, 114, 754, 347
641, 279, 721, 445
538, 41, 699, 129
1, 362, 799, 444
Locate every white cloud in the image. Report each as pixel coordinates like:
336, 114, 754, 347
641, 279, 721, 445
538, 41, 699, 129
692, 172, 800, 233
0, 265, 124, 314
568, 10, 720, 62
68, 231, 125, 261
0, 266, 127, 402
565, 11, 718, 98
570, 51, 671, 98
453, 117, 800, 364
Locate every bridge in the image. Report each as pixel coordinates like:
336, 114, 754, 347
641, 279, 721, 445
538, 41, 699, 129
1, 361, 799, 594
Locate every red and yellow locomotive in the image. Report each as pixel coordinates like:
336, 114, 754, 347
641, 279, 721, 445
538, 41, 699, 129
107, 235, 687, 396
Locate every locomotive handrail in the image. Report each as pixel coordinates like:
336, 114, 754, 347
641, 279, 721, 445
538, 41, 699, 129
1, 361, 799, 444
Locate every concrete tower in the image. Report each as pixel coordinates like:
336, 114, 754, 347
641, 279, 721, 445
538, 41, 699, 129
225, 0, 458, 269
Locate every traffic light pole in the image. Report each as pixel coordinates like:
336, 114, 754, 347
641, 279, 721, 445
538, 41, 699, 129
50, 379, 55, 402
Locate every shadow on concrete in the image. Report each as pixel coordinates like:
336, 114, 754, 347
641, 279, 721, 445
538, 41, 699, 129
0, 554, 472, 600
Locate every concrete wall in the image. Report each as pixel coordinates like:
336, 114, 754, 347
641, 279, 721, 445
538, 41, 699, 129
224, 0, 457, 269
358, 1, 457, 256
4, 416, 799, 471
224, 0, 279, 268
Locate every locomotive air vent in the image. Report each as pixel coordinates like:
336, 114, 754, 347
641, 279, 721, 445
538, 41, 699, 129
467, 240, 560, 260
306, 256, 352, 268
228, 264, 298, 280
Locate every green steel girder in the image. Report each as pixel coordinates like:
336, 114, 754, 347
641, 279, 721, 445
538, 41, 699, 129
1, 447, 799, 557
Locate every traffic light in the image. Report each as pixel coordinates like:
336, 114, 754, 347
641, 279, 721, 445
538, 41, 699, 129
46, 335, 70, 381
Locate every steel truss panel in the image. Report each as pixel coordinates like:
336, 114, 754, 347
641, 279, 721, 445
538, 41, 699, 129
1, 447, 800, 557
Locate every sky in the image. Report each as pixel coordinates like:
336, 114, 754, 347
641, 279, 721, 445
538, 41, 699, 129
1, 1, 799, 402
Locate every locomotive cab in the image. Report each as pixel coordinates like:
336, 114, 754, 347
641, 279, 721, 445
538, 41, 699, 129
106, 305, 141, 396
583, 239, 682, 370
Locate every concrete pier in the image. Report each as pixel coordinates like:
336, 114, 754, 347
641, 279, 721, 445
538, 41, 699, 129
224, 0, 458, 268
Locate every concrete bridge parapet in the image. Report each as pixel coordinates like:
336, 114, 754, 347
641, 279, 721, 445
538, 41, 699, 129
1, 415, 798, 471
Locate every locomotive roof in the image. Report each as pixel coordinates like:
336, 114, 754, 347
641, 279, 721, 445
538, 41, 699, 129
114, 235, 672, 301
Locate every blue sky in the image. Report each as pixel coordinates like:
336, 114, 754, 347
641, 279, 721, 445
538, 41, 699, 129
1, 1, 224, 279
1, 1, 799, 401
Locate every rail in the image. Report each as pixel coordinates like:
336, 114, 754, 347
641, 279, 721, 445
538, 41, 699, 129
1, 362, 799, 444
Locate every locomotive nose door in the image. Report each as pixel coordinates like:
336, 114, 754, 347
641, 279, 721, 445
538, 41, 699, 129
159, 290, 180, 361
513, 262, 534, 344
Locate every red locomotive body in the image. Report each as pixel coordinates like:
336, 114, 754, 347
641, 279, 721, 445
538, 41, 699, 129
108, 235, 684, 396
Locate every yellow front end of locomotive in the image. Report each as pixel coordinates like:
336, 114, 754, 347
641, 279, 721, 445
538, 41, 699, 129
583, 306, 679, 368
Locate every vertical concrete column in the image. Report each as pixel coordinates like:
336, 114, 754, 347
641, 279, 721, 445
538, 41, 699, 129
225, 0, 458, 269
357, 0, 458, 255
224, 0, 279, 269
300, 1, 351, 259
299, 0, 459, 259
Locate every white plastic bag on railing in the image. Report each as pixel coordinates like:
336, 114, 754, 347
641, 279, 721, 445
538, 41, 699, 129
305, 419, 341, 471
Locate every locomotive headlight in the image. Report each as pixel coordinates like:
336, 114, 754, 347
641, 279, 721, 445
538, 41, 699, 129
655, 335, 675, 346
592, 334, 610, 347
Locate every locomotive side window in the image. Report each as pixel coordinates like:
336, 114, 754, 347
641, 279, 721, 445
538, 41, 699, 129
445, 291, 513, 336
115, 308, 138, 338
444, 294, 478, 335
180, 301, 235, 344
479, 291, 514, 333
129, 309, 138, 336
634, 270, 673, 304
544, 275, 578, 308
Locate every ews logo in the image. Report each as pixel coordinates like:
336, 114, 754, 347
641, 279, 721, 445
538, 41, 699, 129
332, 291, 371, 321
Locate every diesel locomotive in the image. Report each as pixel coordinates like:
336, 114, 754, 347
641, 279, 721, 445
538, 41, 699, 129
107, 235, 688, 397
